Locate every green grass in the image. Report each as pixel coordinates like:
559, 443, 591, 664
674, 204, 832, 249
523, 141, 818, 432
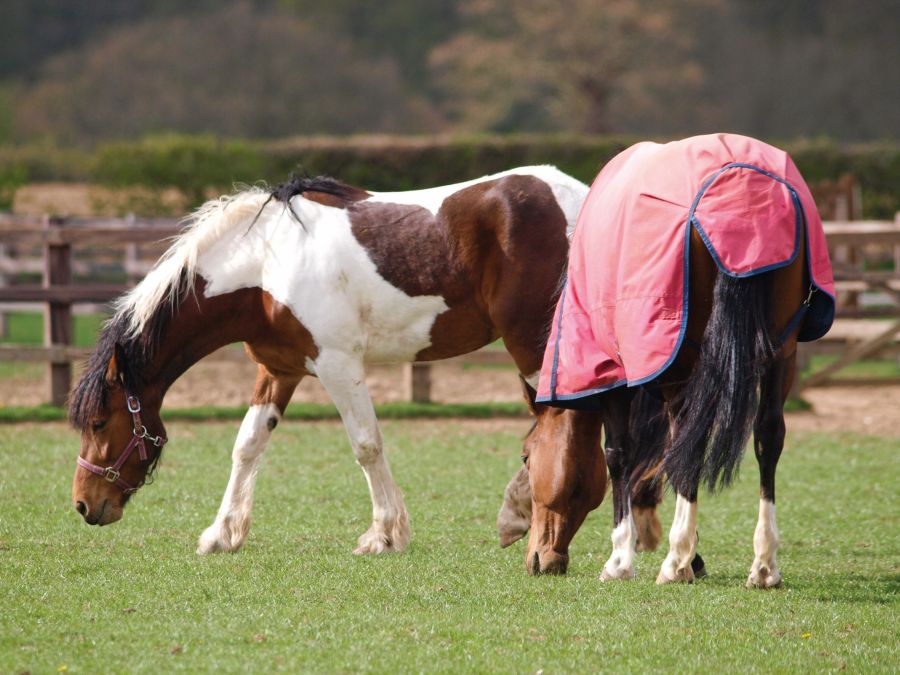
0, 421, 897, 672
0, 401, 529, 424
0, 311, 108, 347
805, 353, 900, 380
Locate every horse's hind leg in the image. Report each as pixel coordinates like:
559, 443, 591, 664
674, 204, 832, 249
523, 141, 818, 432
600, 388, 639, 581
747, 353, 794, 588
197, 367, 299, 554
314, 349, 410, 554
632, 477, 663, 552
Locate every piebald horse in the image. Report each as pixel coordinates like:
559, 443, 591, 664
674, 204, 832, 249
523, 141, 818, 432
69, 167, 589, 555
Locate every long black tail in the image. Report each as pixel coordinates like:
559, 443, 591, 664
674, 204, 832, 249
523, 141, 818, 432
665, 272, 777, 496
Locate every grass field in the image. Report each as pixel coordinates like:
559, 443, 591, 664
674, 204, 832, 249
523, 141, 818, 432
0, 419, 897, 672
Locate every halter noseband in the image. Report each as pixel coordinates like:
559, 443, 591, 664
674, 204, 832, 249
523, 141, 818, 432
76, 393, 167, 494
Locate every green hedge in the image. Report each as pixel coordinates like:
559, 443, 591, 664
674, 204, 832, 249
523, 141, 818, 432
1, 133, 898, 217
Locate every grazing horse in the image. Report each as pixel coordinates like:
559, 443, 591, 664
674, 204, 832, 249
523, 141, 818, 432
69, 166, 590, 555
523, 134, 835, 586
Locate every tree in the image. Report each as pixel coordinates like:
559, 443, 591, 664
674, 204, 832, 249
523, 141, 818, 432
430, 0, 718, 134
11, 1, 441, 143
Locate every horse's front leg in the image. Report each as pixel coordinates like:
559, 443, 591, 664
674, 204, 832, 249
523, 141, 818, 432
314, 349, 410, 554
197, 367, 299, 554
747, 354, 793, 588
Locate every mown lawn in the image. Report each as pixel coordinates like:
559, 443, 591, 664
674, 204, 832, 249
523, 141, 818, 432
0, 419, 897, 673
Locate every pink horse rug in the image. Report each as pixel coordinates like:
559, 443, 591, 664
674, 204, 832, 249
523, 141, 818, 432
536, 133, 835, 407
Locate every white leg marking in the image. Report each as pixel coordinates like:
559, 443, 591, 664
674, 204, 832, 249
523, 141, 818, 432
315, 350, 410, 554
747, 499, 782, 588
657, 494, 698, 584
197, 403, 280, 554
600, 508, 638, 581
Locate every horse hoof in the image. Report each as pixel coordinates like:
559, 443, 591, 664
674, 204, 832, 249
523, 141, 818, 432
353, 526, 409, 555
196, 524, 244, 554
599, 565, 635, 582
498, 527, 528, 548
353, 535, 395, 554
746, 565, 782, 589
691, 552, 708, 579
497, 466, 531, 548
656, 565, 694, 585
526, 550, 568, 575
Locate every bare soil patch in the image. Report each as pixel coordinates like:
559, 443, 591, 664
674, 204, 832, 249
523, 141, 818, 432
3, 356, 897, 437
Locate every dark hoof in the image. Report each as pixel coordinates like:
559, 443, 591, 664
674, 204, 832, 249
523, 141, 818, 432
527, 550, 568, 576
691, 552, 708, 579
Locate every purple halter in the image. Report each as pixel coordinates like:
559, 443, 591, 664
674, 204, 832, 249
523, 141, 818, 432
76, 393, 167, 494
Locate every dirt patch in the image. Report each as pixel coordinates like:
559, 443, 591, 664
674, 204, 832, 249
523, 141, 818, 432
3, 356, 898, 436
788, 385, 900, 437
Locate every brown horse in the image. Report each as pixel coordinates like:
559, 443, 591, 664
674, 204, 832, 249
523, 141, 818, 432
521, 135, 834, 586
69, 167, 593, 555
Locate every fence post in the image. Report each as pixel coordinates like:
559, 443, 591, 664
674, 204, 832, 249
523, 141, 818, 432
0, 242, 7, 338
791, 342, 811, 398
403, 363, 432, 403
43, 215, 72, 407
124, 213, 142, 286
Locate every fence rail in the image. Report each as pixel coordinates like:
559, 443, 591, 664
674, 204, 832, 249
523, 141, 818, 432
1, 213, 899, 405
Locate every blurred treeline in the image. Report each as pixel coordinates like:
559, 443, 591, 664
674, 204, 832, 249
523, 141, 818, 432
1, 0, 898, 144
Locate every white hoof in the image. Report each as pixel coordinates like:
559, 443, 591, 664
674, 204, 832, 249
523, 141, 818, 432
656, 556, 695, 585
746, 561, 783, 589
600, 556, 636, 581
353, 513, 410, 555
196, 518, 247, 555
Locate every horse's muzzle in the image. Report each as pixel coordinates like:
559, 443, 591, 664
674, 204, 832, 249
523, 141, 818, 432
527, 549, 569, 576
74, 498, 122, 526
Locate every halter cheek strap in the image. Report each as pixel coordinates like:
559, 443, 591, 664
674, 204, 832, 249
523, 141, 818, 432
76, 394, 167, 494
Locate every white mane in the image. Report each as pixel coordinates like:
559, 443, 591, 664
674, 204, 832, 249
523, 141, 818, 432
114, 187, 273, 337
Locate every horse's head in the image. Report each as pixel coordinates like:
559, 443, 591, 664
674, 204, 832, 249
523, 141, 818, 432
71, 344, 166, 526
520, 383, 606, 575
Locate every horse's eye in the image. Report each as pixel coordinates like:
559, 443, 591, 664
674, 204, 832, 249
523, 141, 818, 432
91, 420, 107, 432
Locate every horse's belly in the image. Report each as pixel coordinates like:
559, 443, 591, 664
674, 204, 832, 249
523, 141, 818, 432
360, 299, 451, 363
278, 269, 449, 364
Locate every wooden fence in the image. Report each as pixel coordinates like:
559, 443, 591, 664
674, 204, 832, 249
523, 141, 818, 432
1, 212, 899, 405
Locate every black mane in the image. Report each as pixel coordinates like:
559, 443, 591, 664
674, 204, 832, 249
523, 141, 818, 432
271, 174, 368, 205
68, 271, 189, 428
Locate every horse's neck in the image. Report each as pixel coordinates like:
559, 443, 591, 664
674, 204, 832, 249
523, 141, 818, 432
148, 278, 262, 396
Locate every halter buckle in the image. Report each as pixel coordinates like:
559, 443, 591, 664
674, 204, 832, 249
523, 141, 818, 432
134, 424, 164, 447
103, 467, 121, 483
127, 395, 141, 413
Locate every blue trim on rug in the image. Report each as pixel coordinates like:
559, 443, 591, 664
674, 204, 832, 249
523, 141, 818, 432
547, 280, 569, 401
795, 194, 837, 341
536, 376, 629, 404
535, 161, 830, 407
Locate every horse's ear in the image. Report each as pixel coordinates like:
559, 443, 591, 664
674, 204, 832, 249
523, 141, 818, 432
105, 343, 127, 384
518, 374, 539, 416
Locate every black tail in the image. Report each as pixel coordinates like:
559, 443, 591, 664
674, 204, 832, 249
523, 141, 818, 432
665, 272, 776, 496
